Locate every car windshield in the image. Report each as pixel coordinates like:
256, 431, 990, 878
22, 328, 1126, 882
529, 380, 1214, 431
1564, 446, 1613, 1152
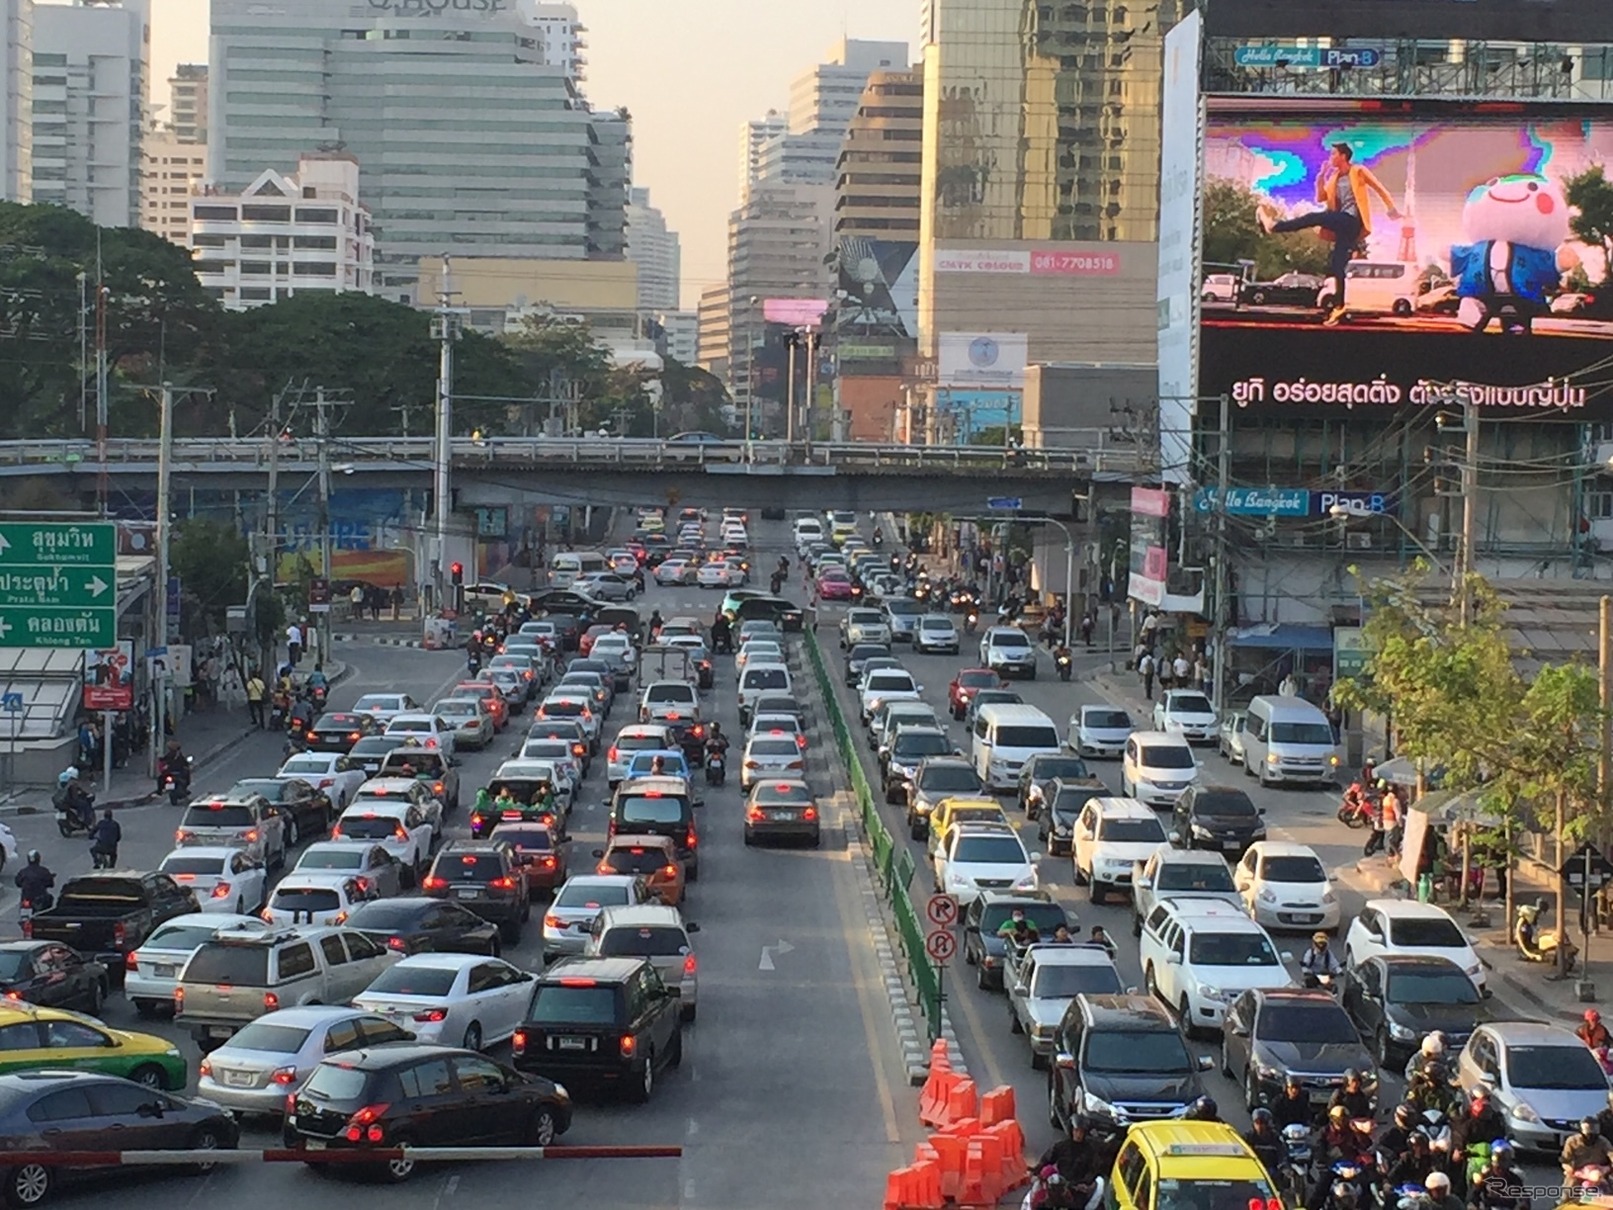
848, 611, 882, 624
598, 926, 688, 958
744, 669, 788, 689
184, 945, 270, 986
1505, 1044, 1609, 1090
1140, 745, 1195, 769
226, 1023, 312, 1054
1261, 856, 1327, 883
1156, 1178, 1279, 1210
555, 883, 631, 909
388, 720, 433, 733
1257, 1004, 1360, 1043
1157, 863, 1237, 892
365, 965, 458, 997
1386, 969, 1480, 1006
339, 816, 403, 840
748, 739, 798, 758
602, 848, 672, 875
529, 984, 619, 1025
953, 836, 1027, 865
1085, 709, 1131, 729
302, 1065, 370, 1102
281, 758, 333, 775
1169, 694, 1214, 714
980, 904, 1068, 934
885, 600, 922, 616
1051, 789, 1103, 819
868, 674, 915, 692
1100, 819, 1167, 844
271, 887, 342, 911
1189, 933, 1279, 966
542, 701, 585, 718
921, 766, 982, 792
1031, 757, 1088, 780
1271, 722, 1336, 745
161, 855, 227, 876
1032, 963, 1123, 998
437, 853, 503, 881
992, 631, 1030, 648
299, 849, 364, 871
184, 804, 254, 828
1194, 793, 1257, 817
0, 952, 32, 981
646, 686, 695, 704
895, 733, 951, 758
1084, 1029, 1193, 1074
618, 796, 686, 824
354, 696, 401, 712
1386, 917, 1467, 947
995, 726, 1060, 748
617, 735, 666, 752
920, 617, 952, 630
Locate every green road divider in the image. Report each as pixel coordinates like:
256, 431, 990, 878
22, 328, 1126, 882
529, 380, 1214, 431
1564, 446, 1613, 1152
803, 627, 943, 1039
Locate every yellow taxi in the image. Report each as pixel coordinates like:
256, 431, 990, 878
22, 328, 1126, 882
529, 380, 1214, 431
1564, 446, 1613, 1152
1109, 1121, 1282, 1210
928, 797, 1011, 853
0, 1004, 187, 1089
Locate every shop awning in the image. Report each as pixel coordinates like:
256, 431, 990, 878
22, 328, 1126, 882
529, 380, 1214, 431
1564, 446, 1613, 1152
1226, 624, 1334, 651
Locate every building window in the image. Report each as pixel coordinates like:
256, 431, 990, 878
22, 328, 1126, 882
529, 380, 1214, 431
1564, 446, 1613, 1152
194, 205, 237, 221
296, 262, 338, 277
294, 235, 337, 250
297, 208, 338, 224
190, 234, 226, 248
241, 205, 291, 222
240, 261, 271, 275
240, 287, 271, 301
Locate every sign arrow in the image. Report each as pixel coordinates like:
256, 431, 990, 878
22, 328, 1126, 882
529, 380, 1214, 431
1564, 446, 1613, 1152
0, 618, 11, 640
758, 939, 794, 970
85, 575, 108, 599
0, 533, 9, 556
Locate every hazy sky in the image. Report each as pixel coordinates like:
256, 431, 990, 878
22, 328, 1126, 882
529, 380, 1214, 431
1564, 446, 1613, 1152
153, 0, 919, 310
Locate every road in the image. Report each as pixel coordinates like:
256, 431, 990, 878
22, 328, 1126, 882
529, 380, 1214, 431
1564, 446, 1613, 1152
1, 555, 921, 1210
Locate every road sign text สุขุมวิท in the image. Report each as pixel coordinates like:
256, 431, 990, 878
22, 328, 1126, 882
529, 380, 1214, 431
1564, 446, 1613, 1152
0, 523, 117, 647
0, 523, 115, 568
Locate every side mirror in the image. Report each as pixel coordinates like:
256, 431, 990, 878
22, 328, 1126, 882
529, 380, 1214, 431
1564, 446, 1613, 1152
1054, 1052, 1076, 1071
1135, 878, 1152, 891
600, 799, 612, 809
1168, 832, 1182, 845
686, 922, 701, 934
1279, 951, 1295, 962
1198, 1055, 1215, 1072
591, 848, 605, 859
1012, 983, 1030, 996
1030, 853, 1043, 863
1257, 806, 1266, 815
1165, 952, 1182, 965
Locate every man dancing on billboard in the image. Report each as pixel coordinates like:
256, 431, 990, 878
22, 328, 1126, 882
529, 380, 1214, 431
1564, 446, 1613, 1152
1258, 142, 1402, 326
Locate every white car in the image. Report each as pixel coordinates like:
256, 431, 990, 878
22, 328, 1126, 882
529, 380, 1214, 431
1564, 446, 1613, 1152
262, 873, 371, 927
697, 561, 739, 588
383, 712, 458, 755
1138, 899, 1295, 1036
1152, 691, 1218, 744
979, 626, 1038, 679
124, 914, 269, 1016
158, 847, 269, 917
740, 733, 806, 789
1234, 841, 1340, 932
640, 680, 700, 724
1121, 731, 1201, 808
736, 640, 784, 671
933, 824, 1039, 906
0, 820, 17, 871
859, 668, 922, 724
332, 799, 438, 883
840, 608, 892, 648
350, 778, 446, 832
1344, 900, 1487, 993
431, 698, 497, 751
654, 559, 694, 586
538, 693, 600, 744
353, 953, 536, 1050
1070, 797, 1168, 905
277, 751, 367, 810
747, 713, 807, 749
1070, 705, 1135, 759
352, 693, 422, 723
294, 841, 405, 899
609, 724, 676, 787
197, 1006, 414, 1113
914, 614, 961, 654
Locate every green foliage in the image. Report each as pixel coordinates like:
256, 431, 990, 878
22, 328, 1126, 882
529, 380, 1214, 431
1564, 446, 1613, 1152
1565, 165, 1613, 285
1201, 178, 1332, 279
170, 519, 250, 632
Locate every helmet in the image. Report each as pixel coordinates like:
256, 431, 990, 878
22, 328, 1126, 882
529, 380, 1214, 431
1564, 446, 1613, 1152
1421, 1034, 1445, 1057
1285, 1074, 1303, 1092
1329, 1105, 1349, 1123
1468, 1085, 1489, 1105
1409, 1130, 1430, 1148
25, 850, 38, 864
1252, 1108, 1274, 1128
1343, 1068, 1362, 1084
1190, 1096, 1217, 1119
1047, 1175, 1066, 1188
1313, 931, 1330, 945
1491, 1141, 1513, 1163
1583, 1118, 1600, 1137
1332, 1183, 1359, 1208
1426, 1173, 1451, 1193
1589, 1010, 1604, 1026
1394, 1103, 1416, 1128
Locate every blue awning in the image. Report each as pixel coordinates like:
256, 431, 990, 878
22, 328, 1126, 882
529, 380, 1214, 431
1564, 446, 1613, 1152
1227, 624, 1334, 651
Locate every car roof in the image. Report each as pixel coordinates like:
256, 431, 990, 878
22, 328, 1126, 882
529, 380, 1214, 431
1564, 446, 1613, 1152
1153, 847, 1237, 866
1090, 796, 1156, 819
978, 890, 1056, 907
1252, 988, 1344, 1009
1373, 954, 1469, 973
1365, 899, 1457, 920
607, 834, 675, 850
392, 952, 486, 971
951, 822, 1019, 838
316, 1043, 477, 1072
245, 1005, 379, 1027
162, 845, 242, 861
1131, 730, 1194, 746
540, 956, 646, 983
617, 776, 690, 792
1028, 944, 1118, 967
1481, 1021, 1583, 1047
1246, 840, 1317, 858
1158, 899, 1268, 931
357, 778, 420, 792
1080, 993, 1176, 1029
597, 904, 687, 930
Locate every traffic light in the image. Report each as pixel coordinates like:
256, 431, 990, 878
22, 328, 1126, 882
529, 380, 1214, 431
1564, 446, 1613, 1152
450, 562, 463, 586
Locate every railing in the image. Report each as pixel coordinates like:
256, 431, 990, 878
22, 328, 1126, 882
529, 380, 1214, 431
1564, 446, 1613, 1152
0, 435, 1148, 477
803, 626, 942, 1040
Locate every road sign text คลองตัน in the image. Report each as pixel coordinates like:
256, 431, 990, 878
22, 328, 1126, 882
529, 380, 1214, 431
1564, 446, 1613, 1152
0, 523, 117, 649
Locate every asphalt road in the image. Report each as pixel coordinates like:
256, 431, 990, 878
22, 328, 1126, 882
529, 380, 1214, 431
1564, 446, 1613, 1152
0, 559, 921, 1210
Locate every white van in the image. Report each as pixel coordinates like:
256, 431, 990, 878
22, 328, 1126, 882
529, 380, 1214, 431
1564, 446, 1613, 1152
971, 703, 1062, 791
549, 550, 608, 588
794, 517, 825, 552
1320, 261, 1419, 317
1241, 695, 1342, 787
1121, 730, 1200, 808
738, 663, 793, 725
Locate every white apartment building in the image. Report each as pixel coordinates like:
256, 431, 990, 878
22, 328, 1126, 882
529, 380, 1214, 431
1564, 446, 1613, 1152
787, 39, 908, 137
140, 130, 204, 246
518, 0, 586, 80
626, 186, 680, 311
189, 153, 374, 310
32, 0, 148, 227
167, 63, 206, 144
738, 111, 787, 200
0, 0, 29, 202
655, 309, 697, 365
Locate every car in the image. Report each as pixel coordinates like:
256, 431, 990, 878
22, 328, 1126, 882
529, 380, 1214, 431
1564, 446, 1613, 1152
1233, 842, 1339, 933
1017, 752, 1092, 819
0, 944, 107, 1015
542, 874, 655, 963
640, 679, 700, 725
277, 751, 367, 809
303, 711, 377, 753
294, 841, 405, 900
1102, 1117, 1279, 1210
351, 693, 422, 724
914, 613, 961, 654
736, 638, 784, 672
422, 844, 532, 942
905, 757, 986, 839
123, 914, 269, 1016
1071, 797, 1169, 905
1455, 1022, 1613, 1153
1168, 785, 1266, 858
927, 796, 1011, 860
262, 873, 373, 927
933, 823, 1039, 906
195, 1005, 413, 1113
537, 695, 603, 750
158, 847, 269, 917
332, 799, 438, 885
743, 779, 821, 847
728, 594, 805, 631
346, 897, 502, 957
1341, 954, 1495, 1067
963, 688, 1024, 732
1048, 995, 1214, 1136
1138, 900, 1294, 1037
431, 697, 497, 751
1131, 847, 1244, 938
1238, 271, 1325, 308
948, 669, 1003, 720
747, 712, 807, 750
844, 641, 892, 686
1152, 691, 1218, 744
352, 953, 536, 1051
655, 558, 697, 586
1220, 986, 1376, 1111
882, 597, 925, 643
489, 664, 533, 707
284, 1044, 571, 1179
1070, 705, 1134, 759
488, 822, 567, 893
1035, 777, 1110, 856
576, 571, 636, 601
1007, 943, 1126, 1067
512, 956, 683, 1102
383, 712, 460, 755
960, 892, 1069, 991
607, 724, 675, 788
1344, 900, 1487, 994
584, 903, 700, 1021
346, 734, 403, 778
453, 681, 509, 730
979, 626, 1038, 679
883, 727, 954, 803
1121, 731, 1201, 808
1202, 272, 1241, 303
175, 793, 289, 868
840, 608, 891, 648
858, 668, 922, 724
228, 777, 334, 848
595, 834, 684, 907
816, 568, 855, 600
695, 561, 738, 588
1218, 711, 1248, 765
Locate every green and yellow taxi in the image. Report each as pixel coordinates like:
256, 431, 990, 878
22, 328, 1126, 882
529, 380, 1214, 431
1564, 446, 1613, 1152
0, 1003, 187, 1089
1110, 1120, 1283, 1210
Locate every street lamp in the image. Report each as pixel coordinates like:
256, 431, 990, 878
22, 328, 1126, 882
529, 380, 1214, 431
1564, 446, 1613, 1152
1327, 503, 1449, 573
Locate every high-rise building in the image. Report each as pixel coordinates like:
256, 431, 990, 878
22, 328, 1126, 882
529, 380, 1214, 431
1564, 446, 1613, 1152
626, 186, 680, 312
210, 0, 628, 303
167, 63, 207, 145
696, 284, 730, 378
519, 1, 586, 81
655, 309, 697, 365
788, 38, 908, 137
0, 0, 29, 203
189, 152, 374, 310
140, 130, 205, 246
833, 69, 923, 239
32, 0, 148, 227
738, 111, 787, 200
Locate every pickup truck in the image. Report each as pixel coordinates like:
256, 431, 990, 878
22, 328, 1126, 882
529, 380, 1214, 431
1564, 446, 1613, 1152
24, 872, 198, 975
638, 645, 695, 687
1006, 941, 1125, 1068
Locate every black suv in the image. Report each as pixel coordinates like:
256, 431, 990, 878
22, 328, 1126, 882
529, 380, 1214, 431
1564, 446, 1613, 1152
961, 892, 1070, 991
228, 777, 333, 847
1221, 987, 1376, 1110
421, 844, 531, 943
904, 757, 985, 840
1049, 994, 1212, 1138
1036, 777, 1109, 856
1169, 785, 1266, 856
304, 712, 377, 753
512, 956, 684, 1103
607, 777, 698, 880
284, 1044, 571, 1180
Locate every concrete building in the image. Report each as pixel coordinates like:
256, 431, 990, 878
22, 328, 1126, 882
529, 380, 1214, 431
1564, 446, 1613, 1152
833, 69, 923, 240
655, 309, 697, 366
210, 0, 628, 303
140, 130, 204, 246
32, 0, 149, 227
0, 0, 29, 203
789, 38, 909, 137
167, 62, 206, 144
189, 153, 374, 310
626, 186, 680, 311
518, 1, 586, 81
738, 111, 788, 200
417, 254, 637, 341
696, 284, 730, 379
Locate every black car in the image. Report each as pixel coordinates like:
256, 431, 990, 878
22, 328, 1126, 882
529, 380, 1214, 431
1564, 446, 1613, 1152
344, 897, 502, 957
0, 1071, 239, 1205
1341, 954, 1493, 1067
529, 589, 602, 617
1238, 271, 1325, 308
1017, 753, 1092, 818
302, 712, 377, 754
540, 613, 585, 651
422, 844, 531, 943
904, 757, 986, 840
0, 943, 108, 1014
1221, 987, 1377, 1110
844, 642, 892, 686
730, 595, 804, 631
284, 1045, 570, 1182
512, 956, 683, 1103
228, 778, 333, 847
961, 892, 1070, 991
1036, 778, 1110, 856
347, 735, 403, 779
1049, 994, 1211, 1138
607, 778, 698, 880
1169, 785, 1267, 856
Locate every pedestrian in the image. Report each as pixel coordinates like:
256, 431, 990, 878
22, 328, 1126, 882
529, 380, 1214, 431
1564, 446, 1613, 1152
1381, 784, 1404, 859
369, 586, 383, 621
1139, 651, 1156, 700
391, 584, 404, 620
245, 669, 266, 728
1079, 612, 1094, 648
1131, 641, 1146, 672
1173, 651, 1191, 686
303, 620, 319, 665
1194, 654, 1209, 694
1364, 784, 1392, 858
349, 584, 364, 618
286, 621, 303, 667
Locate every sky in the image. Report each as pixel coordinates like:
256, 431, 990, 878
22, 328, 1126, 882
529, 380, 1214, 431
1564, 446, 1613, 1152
152, 0, 919, 311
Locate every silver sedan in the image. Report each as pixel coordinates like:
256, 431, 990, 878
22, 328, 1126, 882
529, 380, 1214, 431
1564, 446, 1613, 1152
432, 697, 495, 751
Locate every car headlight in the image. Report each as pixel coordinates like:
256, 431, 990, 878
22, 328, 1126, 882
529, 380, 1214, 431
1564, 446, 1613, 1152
1012, 873, 1039, 891
1251, 827, 1267, 840
1258, 888, 1277, 903
1465, 963, 1482, 978
1254, 1060, 1284, 1082
1321, 890, 1336, 905
553, 1082, 570, 1102
1388, 1021, 1415, 1041
1191, 824, 1214, 839
1266, 752, 1280, 765
1083, 1090, 1121, 1119
1511, 1101, 1539, 1123
1328, 754, 1341, 767
1197, 984, 1226, 1001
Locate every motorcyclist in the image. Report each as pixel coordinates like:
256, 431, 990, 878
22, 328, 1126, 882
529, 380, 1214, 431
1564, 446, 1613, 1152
288, 693, 316, 732
1244, 1108, 1285, 1174
1379, 1103, 1420, 1167
1562, 1117, 1613, 1185
13, 851, 53, 910
872, 527, 884, 548
1037, 1118, 1100, 1187
1450, 1086, 1507, 1170
1425, 1171, 1465, 1210
1327, 1070, 1373, 1121
1407, 1032, 1452, 1093
705, 722, 729, 757
1320, 1105, 1357, 1162
1030, 1169, 1081, 1210
648, 610, 664, 639
1271, 1074, 1313, 1131
1466, 1142, 1527, 1210
1386, 1131, 1439, 1188
1579, 1009, 1612, 1051
1515, 902, 1577, 968
88, 808, 121, 868
711, 613, 733, 654
1301, 931, 1344, 987
158, 739, 189, 791
61, 769, 95, 831
997, 908, 1041, 948
306, 664, 328, 693
1596, 1090, 1613, 1146
1183, 1096, 1220, 1123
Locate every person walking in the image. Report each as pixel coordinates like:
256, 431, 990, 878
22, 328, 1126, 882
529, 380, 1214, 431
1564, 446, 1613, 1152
349, 584, 364, 619
1139, 651, 1156, 700
285, 621, 303, 667
390, 585, 404, 621
1381, 783, 1404, 859
245, 669, 266, 728
1364, 783, 1392, 857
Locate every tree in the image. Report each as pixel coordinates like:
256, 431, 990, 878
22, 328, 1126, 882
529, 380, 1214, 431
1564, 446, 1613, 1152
1565, 165, 1613, 285
169, 519, 250, 634
1201, 178, 1332, 280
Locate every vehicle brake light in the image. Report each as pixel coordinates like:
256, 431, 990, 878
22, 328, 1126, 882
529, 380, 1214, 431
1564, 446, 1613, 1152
319, 779, 334, 789
348, 732, 360, 741
796, 736, 807, 749
422, 876, 447, 890
172, 872, 195, 881
663, 864, 678, 878
125, 951, 140, 971
744, 761, 760, 769
175, 830, 191, 844
572, 744, 586, 757
211, 882, 231, 899
559, 977, 597, 988
803, 807, 818, 821
412, 1009, 447, 1023
685, 827, 698, 849
199, 1058, 212, 1079
305, 730, 316, 741
244, 830, 259, 842
264, 991, 280, 1011
113, 922, 126, 948
173, 986, 183, 1005
539, 855, 556, 868
512, 1029, 528, 1056
433, 782, 444, 795
543, 914, 562, 929
619, 1034, 636, 1057
271, 1066, 298, 1085
285, 1092, 297, 1115
607, 746, 618, 762
489, 877, 515, 889
387, 936, 408, 951
683, 953, 697, 975
394, 826, 410, 841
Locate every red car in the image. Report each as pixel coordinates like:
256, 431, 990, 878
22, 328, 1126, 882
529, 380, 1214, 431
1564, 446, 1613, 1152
948, 667, 1004, 720
817, 569, 854, 601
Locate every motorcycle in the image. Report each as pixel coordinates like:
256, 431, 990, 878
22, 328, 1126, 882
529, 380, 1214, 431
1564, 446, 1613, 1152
1572, 1165, 1612, 1197
54, 803, 92, 839
1021, 1171, 1104, 1210
159, 755, 194, 806
964, 611, 979, 635
1337, 791, 1381, 830
705, 748, 727, 787
1280, 1123, 1313, 1206
308, 683, 328, 711
1055, 649, 1073, 681
268, 692, 290, 730
17, 892, 51, 925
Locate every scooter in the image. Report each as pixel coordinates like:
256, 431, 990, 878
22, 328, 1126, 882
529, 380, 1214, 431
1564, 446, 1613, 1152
705, 751, 726, 787
1280, 1123, 1313, 1206
308, 683, 328, 711
17, 892, 51, 926
159, 756, 194, 806
964, 611, 979, 635
1055, 649, 1073, 681
1021, 1171, 1104, 1210
55, 804, 91, 839
1336, 791, 1380, 830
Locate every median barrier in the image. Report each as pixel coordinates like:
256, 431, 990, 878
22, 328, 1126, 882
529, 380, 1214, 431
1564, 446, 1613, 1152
0, 1145, 683, 1166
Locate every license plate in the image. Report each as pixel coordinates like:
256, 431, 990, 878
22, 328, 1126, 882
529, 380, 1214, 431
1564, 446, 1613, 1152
153, 964, 176, 978
769, 810, 796, 821
223, 1070, 255, 1088
1223, 839, 1243, 850
557, 1037, 587, 1051
304, 1141, 326, 1152
208, 1026, 234, 1040
453, 888, 475, 899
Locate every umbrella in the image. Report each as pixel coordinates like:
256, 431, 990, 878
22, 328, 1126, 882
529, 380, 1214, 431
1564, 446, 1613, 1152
1411, 787, 1502, 827
1372, 756, 1423, 785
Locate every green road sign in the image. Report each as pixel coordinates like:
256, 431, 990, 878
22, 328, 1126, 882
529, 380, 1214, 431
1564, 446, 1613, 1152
0, 607, 116, 649
0, 522, 116, 569
0, 567, 114, 609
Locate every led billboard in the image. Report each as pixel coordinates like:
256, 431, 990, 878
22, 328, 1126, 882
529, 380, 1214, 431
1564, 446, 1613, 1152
1200, 101, 1613, 419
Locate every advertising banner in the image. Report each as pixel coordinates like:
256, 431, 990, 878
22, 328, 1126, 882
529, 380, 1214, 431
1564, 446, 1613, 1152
834, 237, 918, 340
934, 389, 1020, 442
938, 333, 1029, 389
1157, 10, 1204, 486
83, 642, 133, 712
1200, 101, 1613, 419
1192, 487, 1310, 517
934, 248, 1123, 276
1128, 487, 1171, 607
761, 298, 828, 328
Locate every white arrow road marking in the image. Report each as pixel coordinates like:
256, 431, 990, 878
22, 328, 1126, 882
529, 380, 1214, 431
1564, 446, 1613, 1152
758, 939, 794, 970
85, 575, 109, 598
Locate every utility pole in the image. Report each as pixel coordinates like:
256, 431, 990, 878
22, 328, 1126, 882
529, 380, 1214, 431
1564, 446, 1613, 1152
152, 383, 175, 780
261, 384, 288, 681
1209, 393, 1233, 717
316, 387, 334, 668
432, 257, 463, 611
784, 333, 799, 447
76, 273, 87, 431
1601, 596, 1612, 812
1455, 398, 1480, 627
94, 276, 109, 517
803, 327, 820, 459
